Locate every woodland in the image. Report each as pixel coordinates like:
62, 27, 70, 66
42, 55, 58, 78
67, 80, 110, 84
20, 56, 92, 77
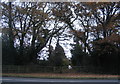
1, 2, 120, 74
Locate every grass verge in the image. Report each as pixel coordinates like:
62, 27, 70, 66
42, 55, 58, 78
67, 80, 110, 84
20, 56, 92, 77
2, 73, 119, 79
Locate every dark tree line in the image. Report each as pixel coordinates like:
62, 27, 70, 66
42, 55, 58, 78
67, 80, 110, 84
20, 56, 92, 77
1, 2, 120, 74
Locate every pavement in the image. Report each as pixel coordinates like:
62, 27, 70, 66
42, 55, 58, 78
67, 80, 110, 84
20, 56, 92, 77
1, 77, 120, 84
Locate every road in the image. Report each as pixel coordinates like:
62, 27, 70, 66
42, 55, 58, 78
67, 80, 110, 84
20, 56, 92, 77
1, 77, 120, 84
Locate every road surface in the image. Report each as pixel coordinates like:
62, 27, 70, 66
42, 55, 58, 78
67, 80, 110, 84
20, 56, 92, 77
1, 77, 120, 84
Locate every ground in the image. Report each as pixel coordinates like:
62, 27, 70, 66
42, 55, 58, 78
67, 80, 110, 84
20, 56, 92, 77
2, 73, 119, 79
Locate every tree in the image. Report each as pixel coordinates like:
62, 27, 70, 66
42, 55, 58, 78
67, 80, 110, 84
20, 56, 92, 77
71, 35, 90, 66
71, 44, 84, 66
85, 2, 120, 73
1, 2, 67, 65
2, 2, 17, 65
91, 39, 119, 74
85, 2, 120, 39
49, 38, 69, 66
2, 34, 15, 65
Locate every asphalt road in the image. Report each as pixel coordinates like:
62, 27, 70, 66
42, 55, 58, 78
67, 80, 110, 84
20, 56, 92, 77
1, 77, 120, 84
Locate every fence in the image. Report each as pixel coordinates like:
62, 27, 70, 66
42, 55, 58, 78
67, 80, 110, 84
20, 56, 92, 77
2, 65, 118, 74
3, 65, 72, 73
